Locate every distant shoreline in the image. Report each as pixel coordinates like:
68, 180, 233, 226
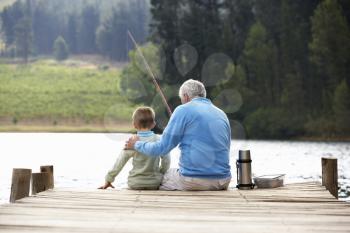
1, 124, 350, 142
292, 136, 350, 143
0, 124, 134, 134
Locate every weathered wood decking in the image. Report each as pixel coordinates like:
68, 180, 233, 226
0, 182, 349, 233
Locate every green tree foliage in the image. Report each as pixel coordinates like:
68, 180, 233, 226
150, 0, 184, 88
146, 0, 350, 138
66, 14, 78, 54
53, 36, 69, 61
279, 0, 318, 109
304, 0, 350, 137
180, 0, 224, 90
77, 5, 100, 54
150, 0, 227, 103
309, 0, 350, 92
14, 16, 32, 63
96, 1, 148, 61
0, 0, 24, 45
333, 80, 350, 134
241, 22, 279, 107
119, 43, 163, 104
339, 0, 350, 22
32, 1, 58, 54
119, 42, 181, 132
0, 0, 149, 60
223, 0, 255, 62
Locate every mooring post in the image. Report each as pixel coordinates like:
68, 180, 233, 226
32, 172, 50, 195
321, 157, 338, 199
10, 168, 32, 203
40, 165, 54, 189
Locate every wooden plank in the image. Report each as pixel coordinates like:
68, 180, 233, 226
0, 182, 349, 233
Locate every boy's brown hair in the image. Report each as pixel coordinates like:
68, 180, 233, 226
132, 107, 155, 129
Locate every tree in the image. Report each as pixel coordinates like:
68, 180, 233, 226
279, 0, 319, 109
66, 14, 78, 54
309, 0, 350, 92
333, 79, 350, 134
96, 0, 149, 61
223, 0, 255, 62
240, 22, 279, 107
96, 6, 128, 60
53, 36, 69, 61
1, 0, 148, 59
128, 0, 149, 44
0, 1, 24, 45
150, 0, 187, 89
32, 1, 58, 54
280, 73, 304, 110
180, 0, 224, 88
150, 0, 182, 48
253, 0, 283, 43
77, 5, 100, 53
14, 17, 32, 63
150, 0, 226, 100
339, 0, 350, 23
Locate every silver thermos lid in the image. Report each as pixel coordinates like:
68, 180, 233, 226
239, 150, 251, 161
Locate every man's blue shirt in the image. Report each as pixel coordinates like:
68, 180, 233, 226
134, 97, 231, 179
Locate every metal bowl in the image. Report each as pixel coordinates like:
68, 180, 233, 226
253, 174, 285, 189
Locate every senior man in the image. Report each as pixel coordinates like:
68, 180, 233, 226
125, 79, 231, 190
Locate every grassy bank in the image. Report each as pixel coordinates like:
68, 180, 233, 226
0, 124, 134, 133
0, 59, 136, 132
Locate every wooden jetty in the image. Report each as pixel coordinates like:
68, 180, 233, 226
0, 183, 350, 232
0, 159, 349, 233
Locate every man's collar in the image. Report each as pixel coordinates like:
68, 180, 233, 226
191, 97, 211, 103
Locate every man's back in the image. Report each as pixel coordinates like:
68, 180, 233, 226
176, 97, 231, 179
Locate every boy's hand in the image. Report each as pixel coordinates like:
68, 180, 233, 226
124, 135, 140, 150
98, 182, 115, 189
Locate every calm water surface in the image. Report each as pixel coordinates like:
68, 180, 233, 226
0, 133, 349, 203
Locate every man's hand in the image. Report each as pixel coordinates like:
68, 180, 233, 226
98, 182, 115, 189
124, 135, 140, 150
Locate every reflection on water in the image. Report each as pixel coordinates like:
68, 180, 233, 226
0, 133, 349, 203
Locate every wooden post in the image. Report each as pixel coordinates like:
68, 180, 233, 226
40, 165, 54, 189
32, 172, 50, 195
10, 168, 32, 203
321, 157, 338, 199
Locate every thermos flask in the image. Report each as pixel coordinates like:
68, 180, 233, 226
236, 150, 254, 190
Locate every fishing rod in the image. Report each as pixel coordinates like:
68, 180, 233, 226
127, 30, 172, 117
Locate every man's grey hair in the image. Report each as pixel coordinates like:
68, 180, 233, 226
179, 79, 207, 99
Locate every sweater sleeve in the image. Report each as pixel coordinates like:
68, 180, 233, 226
105, 150, 134, 183
134, 106, 187, 157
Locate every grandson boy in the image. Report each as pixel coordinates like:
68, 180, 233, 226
99, 107, 170, 190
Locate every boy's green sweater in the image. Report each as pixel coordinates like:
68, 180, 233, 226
105, 131, 170, 189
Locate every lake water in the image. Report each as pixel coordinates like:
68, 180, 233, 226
0, 133, 349, 203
